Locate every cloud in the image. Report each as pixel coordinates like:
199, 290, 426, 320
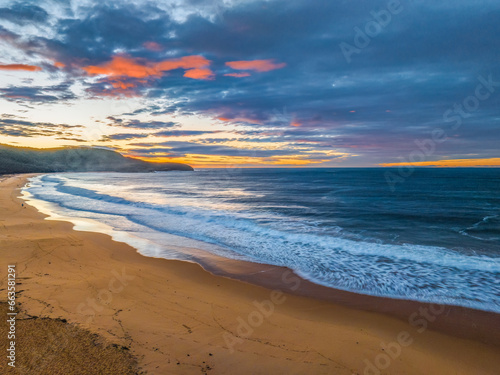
56, 137, 87, 142
0, 64, 42, 71
225, 59, 286, 72
154, 130, 220, 137
106, 117, 180, 129
82, 54, 214, 93
224, 72, 251, 78
0, 116, 83, 138
183, 68, 214, 80
128, 141, 299, 158
143, 41, 162, 51
80, 54, 214, 96
102, 133, 150, 141
0, 4, 48, 25
0, 82, 76, 103
83, 56, 159, 79
0, 0, 499, 165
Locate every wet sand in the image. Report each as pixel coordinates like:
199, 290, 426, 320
1, 174, 499, 374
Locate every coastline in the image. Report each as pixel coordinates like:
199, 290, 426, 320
2, 174, 499, 374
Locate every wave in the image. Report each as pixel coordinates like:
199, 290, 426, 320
23, 173, 500, 313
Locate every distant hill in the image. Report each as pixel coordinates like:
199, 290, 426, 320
0, 144, 193, 174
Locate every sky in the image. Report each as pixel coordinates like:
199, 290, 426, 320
0, 0, 499, 167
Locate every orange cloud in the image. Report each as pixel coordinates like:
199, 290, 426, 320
224, 72, 251, 78
87, 76, 150, 97
380, 158, 500, 168
82, 55, 213, 80
83, 56, 160, 78
82, 55, 214, 97
291, 120, 301, 127
107, 78, 138, 90
184, 68, 214, 80
156, 55, 211, 71
225, 59, 286, 72
54, 62, 66, 68
0, 64, 42, 72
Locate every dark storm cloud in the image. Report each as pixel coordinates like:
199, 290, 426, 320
170, 0, 500, 162
46, 2, 175, 64
1, 0, 499, 164
0, 3, 49, 24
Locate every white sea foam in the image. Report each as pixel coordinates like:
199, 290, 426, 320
22, 173, 500, 313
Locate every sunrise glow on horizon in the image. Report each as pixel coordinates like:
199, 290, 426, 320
1, 0, 499, 168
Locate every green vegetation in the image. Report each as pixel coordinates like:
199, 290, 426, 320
0, 144, 193, 174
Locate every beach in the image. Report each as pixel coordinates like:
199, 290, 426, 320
1, 174, 499, 375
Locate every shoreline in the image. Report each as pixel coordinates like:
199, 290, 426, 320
2, 174, 499, 374
196, 256, 500, 346
21, 174, 500, 345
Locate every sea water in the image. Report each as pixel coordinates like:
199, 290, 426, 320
22, 168, 500, 312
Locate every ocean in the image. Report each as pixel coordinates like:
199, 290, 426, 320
22, 168, 500, 313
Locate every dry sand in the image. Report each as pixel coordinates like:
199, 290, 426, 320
0, 174, 499, 374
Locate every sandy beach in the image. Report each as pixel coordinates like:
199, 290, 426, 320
1, 174, 499, 375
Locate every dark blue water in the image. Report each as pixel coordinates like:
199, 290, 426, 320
24, 168, 500, 312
